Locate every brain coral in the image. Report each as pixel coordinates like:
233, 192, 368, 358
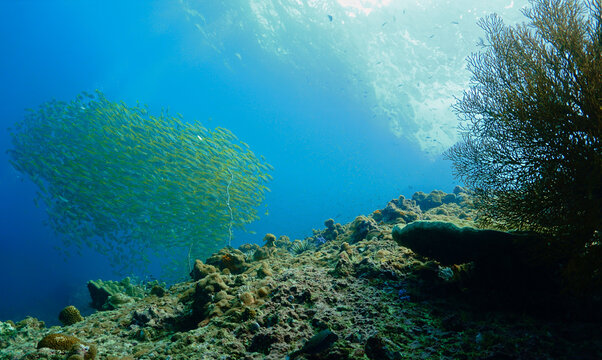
59, 305, 84, 326
37, 333, 80, 350
37, 334, 97, 360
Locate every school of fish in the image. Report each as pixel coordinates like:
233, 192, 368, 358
7, 90, 273, 275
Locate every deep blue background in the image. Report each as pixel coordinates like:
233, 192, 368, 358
0, 1, 455, 324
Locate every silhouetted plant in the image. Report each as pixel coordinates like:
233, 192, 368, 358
446, 0, 601, 249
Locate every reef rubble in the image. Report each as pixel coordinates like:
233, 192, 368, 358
1, 189, 601, 359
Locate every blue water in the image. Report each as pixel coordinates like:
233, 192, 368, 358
0, 1, 526, 325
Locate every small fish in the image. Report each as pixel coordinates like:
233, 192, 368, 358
327, 14, 333, 22
10, 90, 273, 273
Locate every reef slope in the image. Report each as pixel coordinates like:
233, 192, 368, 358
1, 188, 601, 359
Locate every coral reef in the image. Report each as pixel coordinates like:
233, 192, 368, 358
1, 190, 601, 359
370, 188, 476, 228
373, 194, 421, 224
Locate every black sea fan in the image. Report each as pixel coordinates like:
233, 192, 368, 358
446, 0, 602, 243
445, 0, 602, 303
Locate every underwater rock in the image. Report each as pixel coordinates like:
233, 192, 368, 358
322, 218, 345, 241
206, 248, 249, 274
412, 190, 445, 211
87, 281, 112, 311
58, 305, 84, 326
248, 330, 283, 355
239, 291, 255, 306
422, 205, 476, 227
87, 278, 146, 311
257, 262, 273, 278
393, 220, 569, 315
374, 195, 422, 224
263, 233, 277, 247
364, 333, 403, 360
131, 305, 172, 328
274, 235, 292, 249
372, 190, 476, 227
191, 272, 231, 322
392, 221, 518, 265
190, 259, 219, 281
354, 256, 398, 280
239, 243, 260, 253
453, 185, 467, 195
0, 321, 16, 337
0, 321, 16, 348
150, 284, 166, 297
288, 329, 339, 359
349, 216, 379, 244
340, 242, 353, 254
333, 251, 354, 277
253, 246, 272, 261
257, 286, 270, 298
440, 313, 466, 332
105, 293, 134, 309
412, 189, 469, 211
66, 343, 97, 360
410, 191, 429, 208
15, 316, 45, 330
